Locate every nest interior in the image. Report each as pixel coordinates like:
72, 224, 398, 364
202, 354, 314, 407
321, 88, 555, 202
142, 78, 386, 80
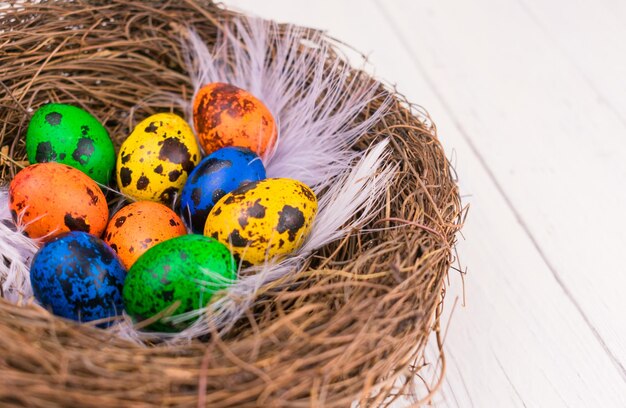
0, 1, 463, 407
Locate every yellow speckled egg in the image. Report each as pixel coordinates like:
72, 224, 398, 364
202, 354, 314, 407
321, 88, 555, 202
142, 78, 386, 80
116, 113, 201, 205
204, 178, 317, 266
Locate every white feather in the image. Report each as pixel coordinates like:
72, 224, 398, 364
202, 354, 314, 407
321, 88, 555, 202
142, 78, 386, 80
183, 18, 391, 191
0, 188, 38, 303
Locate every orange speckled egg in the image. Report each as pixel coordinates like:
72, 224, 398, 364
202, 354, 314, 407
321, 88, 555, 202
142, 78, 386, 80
9, 162, 108, 241
193, 82, 277, 157
103, 201, 187, 269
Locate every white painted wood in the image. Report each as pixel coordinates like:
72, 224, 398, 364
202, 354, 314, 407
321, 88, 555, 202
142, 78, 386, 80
518, 0, 626, 118
376, 0, 626, 402
508, 0, 626, 364
220, 1, 626, 406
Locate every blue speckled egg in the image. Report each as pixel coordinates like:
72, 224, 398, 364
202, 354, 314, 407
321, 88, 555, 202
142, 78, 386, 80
30, 231, 126, 324
180, 146, 266, 233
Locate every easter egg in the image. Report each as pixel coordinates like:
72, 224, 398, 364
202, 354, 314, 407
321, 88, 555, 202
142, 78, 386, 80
26, 103, 115, 185
193, 82, 277, 157
204, 178, 317, 266
30, 231, 126, 324
180, 146, 266, 234
104, 201, 187, 269
116, 113, 201, 205
123, 235, 236, 332
9, 163, 109, 241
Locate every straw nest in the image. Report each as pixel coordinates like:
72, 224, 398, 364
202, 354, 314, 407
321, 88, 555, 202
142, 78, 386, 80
0, 1, 464, 406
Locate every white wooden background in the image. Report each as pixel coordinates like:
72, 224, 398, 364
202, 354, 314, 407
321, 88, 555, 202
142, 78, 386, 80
221, 1, 626, 406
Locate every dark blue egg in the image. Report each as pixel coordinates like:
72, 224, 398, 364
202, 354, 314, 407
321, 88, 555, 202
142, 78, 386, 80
180, 146, 266, 233
30, 231, 126, 324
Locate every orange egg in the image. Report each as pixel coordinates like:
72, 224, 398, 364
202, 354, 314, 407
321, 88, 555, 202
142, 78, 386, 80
193, 82, 277, 157
9, 162, 108, 241
103, 201, 187, 269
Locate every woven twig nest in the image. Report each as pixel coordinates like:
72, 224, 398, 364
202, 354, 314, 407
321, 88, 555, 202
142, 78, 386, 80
0, 1, 463, 406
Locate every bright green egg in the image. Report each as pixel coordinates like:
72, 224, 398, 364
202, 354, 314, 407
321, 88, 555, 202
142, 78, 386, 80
123, 235, 236, 332
26, 103, 115, 185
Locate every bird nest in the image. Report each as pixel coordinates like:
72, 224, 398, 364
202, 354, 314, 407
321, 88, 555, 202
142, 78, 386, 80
0, 1, 464, 406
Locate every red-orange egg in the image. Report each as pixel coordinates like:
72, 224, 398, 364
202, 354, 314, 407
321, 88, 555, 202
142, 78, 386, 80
8, 162, 108, 241
103, 201, 187, 269
193, 82, 277, 157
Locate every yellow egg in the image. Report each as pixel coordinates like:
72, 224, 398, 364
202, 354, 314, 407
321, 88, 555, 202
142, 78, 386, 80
116, 113, 201, 205
204, 178, 317, 266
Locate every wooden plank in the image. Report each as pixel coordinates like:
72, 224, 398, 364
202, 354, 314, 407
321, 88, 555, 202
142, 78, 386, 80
375, 0, 626, 403
380, 1, 626, 370
510, 0, 626, 366
221, 1, 626, 406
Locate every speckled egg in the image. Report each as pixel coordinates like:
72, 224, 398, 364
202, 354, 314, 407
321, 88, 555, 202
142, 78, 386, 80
180, 146, 266, 234
123, 234, 236, 332
103, 201, 187, 269
204, 178, 317, 266
116, 113, 201, 205
30, 231, 126, 324
26, 103, 115, 185
9, 162, 109, 241
193, 82, 277, 157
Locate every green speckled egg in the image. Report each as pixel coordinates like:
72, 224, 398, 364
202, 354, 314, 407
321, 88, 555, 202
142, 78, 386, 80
26, 103, 115, 185
123, 234, 236, 332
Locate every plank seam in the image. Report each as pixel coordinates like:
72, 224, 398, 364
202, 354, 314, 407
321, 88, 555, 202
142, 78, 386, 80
493, 350, 528, 408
